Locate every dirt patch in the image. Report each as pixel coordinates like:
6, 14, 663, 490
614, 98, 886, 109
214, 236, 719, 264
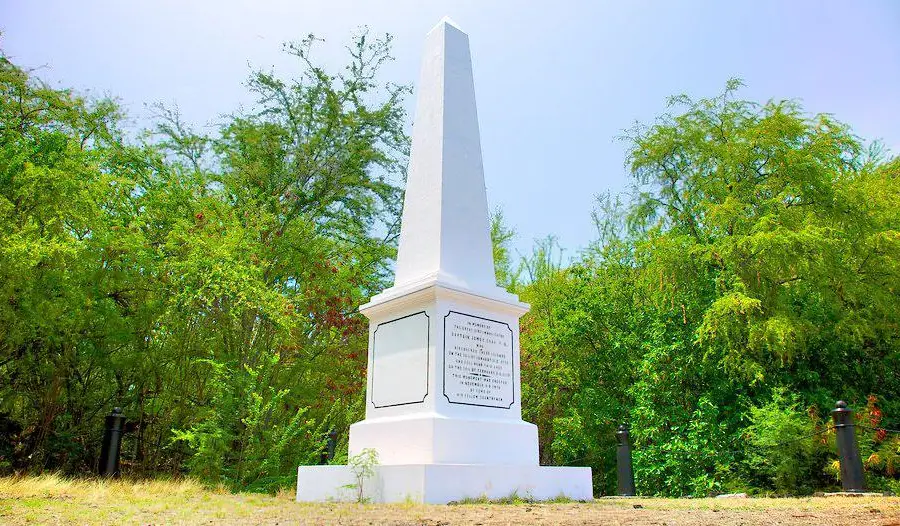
1, 476, 899, 525
278, 499, 900, 526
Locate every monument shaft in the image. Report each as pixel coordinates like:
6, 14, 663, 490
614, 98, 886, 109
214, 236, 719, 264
393, 18, 496, 293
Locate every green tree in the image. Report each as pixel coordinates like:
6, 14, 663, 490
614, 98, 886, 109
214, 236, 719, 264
144, 30, 410, 490
490, 207, 521, 292
0, 50, 166, 472
0, 29, 410, 492
516, 80, 899, 496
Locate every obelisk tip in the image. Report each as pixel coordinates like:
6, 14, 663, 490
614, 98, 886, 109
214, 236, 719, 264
429, 16, 464, 34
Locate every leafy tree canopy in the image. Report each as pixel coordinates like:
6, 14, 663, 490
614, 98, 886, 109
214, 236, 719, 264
0, 31, 408, 492
507, 80, 899, 495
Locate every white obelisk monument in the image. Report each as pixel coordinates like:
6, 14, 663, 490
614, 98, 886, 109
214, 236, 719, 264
296, 18, 593, 504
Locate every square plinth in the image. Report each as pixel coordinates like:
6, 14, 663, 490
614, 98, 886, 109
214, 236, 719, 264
349, 415, 539, 465
296, 464, 593, 504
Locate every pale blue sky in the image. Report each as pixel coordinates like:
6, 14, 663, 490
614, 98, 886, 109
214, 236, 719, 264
4, 1, 899, 258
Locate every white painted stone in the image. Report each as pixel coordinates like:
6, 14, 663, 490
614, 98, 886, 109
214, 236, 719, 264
391, 16, 497, 297
297, 464, 593, 504
443, 311, 514, 408
297, 17, 593, 504
349, 284, 538, 468
348, 413, 539, 466
370, 311, 429, 408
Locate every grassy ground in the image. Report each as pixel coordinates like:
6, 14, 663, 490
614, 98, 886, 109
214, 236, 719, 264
1, 474, 899, 525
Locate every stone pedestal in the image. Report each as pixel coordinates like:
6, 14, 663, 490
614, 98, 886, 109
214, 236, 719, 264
296, 17, 592, 504
298, 464, 592, 504
349, 280, 536, 464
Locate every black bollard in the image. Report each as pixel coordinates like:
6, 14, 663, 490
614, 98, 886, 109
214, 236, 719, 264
99, 407, 126, 477
616, 424, 636, 496
320, 429, 338, 465
831, 401, 866, 492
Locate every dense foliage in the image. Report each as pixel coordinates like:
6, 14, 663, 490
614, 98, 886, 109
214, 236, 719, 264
1, 34, 897, 497
510, 81, 900, 495
0, 33, 408, 492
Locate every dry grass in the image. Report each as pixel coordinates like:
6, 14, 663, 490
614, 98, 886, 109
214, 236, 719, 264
1, 474, 899, 525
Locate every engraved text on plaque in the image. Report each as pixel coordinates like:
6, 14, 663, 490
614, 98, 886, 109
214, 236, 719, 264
443, 311, 514, 408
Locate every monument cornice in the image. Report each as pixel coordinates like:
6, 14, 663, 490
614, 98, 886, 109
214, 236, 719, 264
359, 274, 529, 319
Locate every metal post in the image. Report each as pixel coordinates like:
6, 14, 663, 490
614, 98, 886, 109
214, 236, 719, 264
616, 424, 636, 496
319, 429, 338, 465
98, 407, 126, 477
831, 400, 866, 492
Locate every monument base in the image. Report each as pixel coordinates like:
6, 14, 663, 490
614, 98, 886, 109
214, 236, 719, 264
348, 415, 539, 465
296, 464, 593, 504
